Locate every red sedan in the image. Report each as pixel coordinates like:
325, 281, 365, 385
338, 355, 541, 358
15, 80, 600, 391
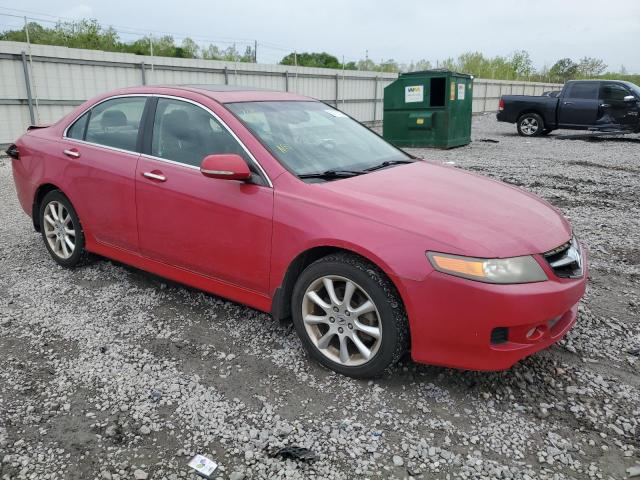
8, 85, 587, 377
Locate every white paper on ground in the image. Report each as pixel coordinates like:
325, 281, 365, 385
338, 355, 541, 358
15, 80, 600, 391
188, 454, 218, 477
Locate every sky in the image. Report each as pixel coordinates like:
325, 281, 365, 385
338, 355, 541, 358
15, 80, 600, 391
1, 0, 639, 72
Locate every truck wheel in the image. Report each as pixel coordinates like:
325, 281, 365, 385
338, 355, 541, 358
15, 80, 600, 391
517, 113, 544, 137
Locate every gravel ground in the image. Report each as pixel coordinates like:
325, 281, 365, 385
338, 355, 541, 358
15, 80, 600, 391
1, 115, 639, 480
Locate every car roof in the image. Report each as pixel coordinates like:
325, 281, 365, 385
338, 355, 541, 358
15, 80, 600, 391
116, 84, 313, 103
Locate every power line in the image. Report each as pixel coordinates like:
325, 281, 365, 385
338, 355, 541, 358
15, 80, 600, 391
0, 6, 257, 42
0, 6, 288, 51
0, 6, 372, 66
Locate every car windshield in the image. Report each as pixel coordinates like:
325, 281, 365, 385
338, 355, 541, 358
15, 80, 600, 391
226, 101, 411, 179
623, 81, 640, 97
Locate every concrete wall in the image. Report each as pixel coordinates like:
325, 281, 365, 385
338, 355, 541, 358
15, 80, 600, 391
0, 41, 562, 145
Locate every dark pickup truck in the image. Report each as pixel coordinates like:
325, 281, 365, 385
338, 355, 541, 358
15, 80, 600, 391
497, 80, 640, 136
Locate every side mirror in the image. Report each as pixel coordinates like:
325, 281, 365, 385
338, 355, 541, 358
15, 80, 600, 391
200, 154, 251, 181
623, 95, 637, 102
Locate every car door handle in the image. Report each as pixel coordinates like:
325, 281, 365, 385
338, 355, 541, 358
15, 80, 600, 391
600, 103, 611, 108
563, 101, 573, 106
63, 148, 80, 158
143, 171, 167, 182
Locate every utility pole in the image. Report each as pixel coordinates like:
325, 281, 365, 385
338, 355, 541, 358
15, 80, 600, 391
294, 51, 298, 92
24, 16, 39, 123
149, 35, 154, 82
342, 55, 346, 108
254, 40, 257, 63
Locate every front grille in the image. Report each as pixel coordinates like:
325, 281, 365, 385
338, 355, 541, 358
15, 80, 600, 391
544, 237, 583, 279
491, 327, 509, 344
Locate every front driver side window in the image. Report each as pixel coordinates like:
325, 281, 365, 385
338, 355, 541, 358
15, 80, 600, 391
600, 83, 630, 102
151, 98, 250, 167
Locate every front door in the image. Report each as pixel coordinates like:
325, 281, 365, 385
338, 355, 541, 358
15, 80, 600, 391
598, 82, 640, 130
135, 97, 273, 294
558, 82, 600, 126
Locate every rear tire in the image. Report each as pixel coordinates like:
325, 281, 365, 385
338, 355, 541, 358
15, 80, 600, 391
291, 253, 409, 378
39, 190, 91, 268
517, 113, 544, 137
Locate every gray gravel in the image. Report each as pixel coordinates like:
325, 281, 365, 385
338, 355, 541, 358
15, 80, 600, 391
1, 115, 639, 480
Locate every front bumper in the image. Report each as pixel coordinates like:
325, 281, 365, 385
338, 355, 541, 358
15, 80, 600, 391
401, 250, 587, 371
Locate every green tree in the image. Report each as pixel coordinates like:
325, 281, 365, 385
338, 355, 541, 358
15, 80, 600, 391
510, 50, 533, 77
356, 59, 377, 71
401, 59, 432, 72
0, 19, 119, 51
577, 57, 607, 78
202, 44, 254, 62
180, 38, 200, 58
280, 52, 342, 69
549, 58, 579, 82
378, 59, 400, 72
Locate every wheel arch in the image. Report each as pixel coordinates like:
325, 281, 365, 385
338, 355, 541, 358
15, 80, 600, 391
32, 183, 64, 232
271, 244, 407, 323
517, 109, 545, 122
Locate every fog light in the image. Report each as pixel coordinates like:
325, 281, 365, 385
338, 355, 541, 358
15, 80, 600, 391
526, 325, 547, 341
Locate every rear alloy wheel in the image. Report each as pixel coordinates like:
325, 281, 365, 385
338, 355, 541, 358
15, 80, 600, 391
517, 113, 544, 137
40, 191, 90, 268
292, 253, 408, 378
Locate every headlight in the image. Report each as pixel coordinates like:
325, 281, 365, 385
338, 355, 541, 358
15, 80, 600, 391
426, 252, 547, 284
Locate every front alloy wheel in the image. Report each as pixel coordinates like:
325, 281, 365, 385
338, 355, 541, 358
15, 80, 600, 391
292, 253, 409, 378
302, 275, 382, 366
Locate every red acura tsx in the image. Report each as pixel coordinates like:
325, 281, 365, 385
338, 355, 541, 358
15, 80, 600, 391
8, 85, 587, 378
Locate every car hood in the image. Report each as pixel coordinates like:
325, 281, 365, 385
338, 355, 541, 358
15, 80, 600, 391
320, 161, 571, 258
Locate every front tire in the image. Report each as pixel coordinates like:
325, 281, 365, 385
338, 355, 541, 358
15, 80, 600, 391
39, 190, 90, 268
517, 113, 544, 137
291, 253, 409, 378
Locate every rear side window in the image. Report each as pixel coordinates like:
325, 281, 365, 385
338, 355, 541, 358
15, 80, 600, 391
566, 82, 599, 100
151, 98, 249, 167
84, 97, 147, 151
66, 111, 89, 140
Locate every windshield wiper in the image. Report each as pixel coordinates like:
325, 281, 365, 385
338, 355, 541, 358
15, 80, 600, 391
298, 169, 364, 180
363, 159, 415, 172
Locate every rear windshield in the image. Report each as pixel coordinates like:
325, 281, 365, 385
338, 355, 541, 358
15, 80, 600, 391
226, 101, 409, 176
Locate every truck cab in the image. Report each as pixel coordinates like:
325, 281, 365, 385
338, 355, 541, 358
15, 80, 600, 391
497, 80, 640, 136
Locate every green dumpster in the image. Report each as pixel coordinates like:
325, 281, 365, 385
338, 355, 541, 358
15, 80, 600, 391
383, 70, 473, 148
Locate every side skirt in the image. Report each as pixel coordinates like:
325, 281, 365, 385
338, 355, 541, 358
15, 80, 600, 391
86, 239, 272, 313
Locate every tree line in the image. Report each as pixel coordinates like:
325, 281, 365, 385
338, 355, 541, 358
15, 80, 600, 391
0, 19, 255, 62
1, 19, 637, 84
281, 50, 638, 84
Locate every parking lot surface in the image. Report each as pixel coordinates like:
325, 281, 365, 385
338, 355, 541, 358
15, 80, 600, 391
1, 115, 638, 480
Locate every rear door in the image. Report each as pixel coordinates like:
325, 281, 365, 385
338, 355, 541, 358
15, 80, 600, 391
63, 96, 148, 251
558, 82, 600, 126
135, 97, 273, 294
598, 82, 640, 129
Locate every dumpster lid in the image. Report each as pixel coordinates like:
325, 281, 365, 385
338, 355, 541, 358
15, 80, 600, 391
400, 69, 473, 79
